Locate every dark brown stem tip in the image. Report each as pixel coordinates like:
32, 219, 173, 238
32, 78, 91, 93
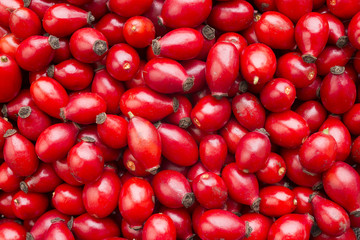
26, 233, 34, 240
157, 16, 165, 28
310, 221, 321, 238
146, 165, 160, 175
179, 117, 192, 129
87, 11, 95, 24
50, 217, 65, 224
312, 181, 323, 191
302, 168, 317, 176
330, 66, 345, 75
153, 121, 161, 129
308, 192, 318, 203
93, 40, 108, 56
18, 106, 32, 119
254, 128, 270, 137
172, 97, 179, 113
95, 112, 107, 124
245, 221, 253, 238
353, 228, 360, 239
67, 216, 74, 230
183, 76, 194, 92
251, 197, 261, 212
0, 55, 8, 62
129, 225, 143, 231
1, 104, 7, 118
202, 25, 216, 40
182, 192, 195, 208
350, 209, 360, 217
302, 54, 317, 64
3, 129, 17, 138
59, 108, 66, 122
239, 81, 248, 93
47, 65, 55, 78
186, 234, 196, 240
20, 181, 29, 193
23, 0, 31, 8
48, 35, 60, 50
81, 136, 96, 143
151, 39, 161, 56
336, 36, 348, 48
212, 93, 228, 100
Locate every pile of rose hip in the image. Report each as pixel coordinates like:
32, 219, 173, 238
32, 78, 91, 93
2, 0, 360, 239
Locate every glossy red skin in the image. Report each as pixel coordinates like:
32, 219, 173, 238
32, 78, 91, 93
296, 76, 322, 101
120, 87, 176, 122
0, 25, 9, 37
152, 170, 194, 209
323, 161, 360, 214
66, 0, 92, 5
316, 45, 354, 76
91, 69, 125, 114
276, 52, 317, 88
22, 162, 62, 193
0, 162, 22, 192
343, 104, 360, 135
95, 13, 126, 46
206, 42, 239, 97
219, 117, 248, 154
281, 148, 322, 188
0, 55, 21, 103
159, 0, 212, 29
62, 92, 107, 124
122, 148, 149, 177
199, 135, 227, 174
240, 43, 277, 85
187, 162, 208, 183
322, 13, 347, 46
9, 7, 41, 40
16, 35, 57, 72
124, 60, 146, 89
142, 0, 168, 38
52, 59, 94, 91
311, 194, 350, 236
52, 183, 85, 215
128, 115, 161, 172
313, 228, 357, 240
123, 16, 155, 49
165, 94, 192, 128
254, 0, 277, 12
256, 152, 286, 184
194, 24, 216, 61
0, 0, 24, 27
142, 213, 176, 240
327, 0, 360, 19
78, 125, 121, 162
27, 0, 56, 19
0, 222, 26, 240
52, 158, 83, 186
0, 33, 21, 60
160, 207, 194, 240
295, 12, 329, 61
121, 219, 142, 240
17, 105, 51, 141
119, 177, 154, 227
11, 191, 49, 220
82, 0, 109, 20
221, 163, 260, 208
193, 172, 228, 209
72, 213, 120, 240
191, 95, 231, 132
97, 114, 127, 149
265, 110, 310, 148
52, 38, 70, 64
0, 117, 12, 150
29, 210, 71, 240
181, 60, 207, 93
108, 0, 152, 17
235, 131, 271, 173
239, 213, 273, 240
157, 123, 198, 167
70, 28, 108, 63
267, 214, 313, 240
106, 43, 140, 81
30, 76, 69, 119
4, 131, 38, 177
68, 140, 104, 184
0, 192, 16, 218
320, 71, 356, 114
275, 0, 312, 22
29, 68, 48, 85
190, 87, 211, 106
217, 32, 248, 55
161, 160, 189, 177
351, 136, 360, 163
36, 122, 79, 163
255, 11, 295, 49
259, 186, 297, 217
144, 58, 194, 94
207, 0, 253, 32
295, 100, 327, 133
44, 221, 75, 240
154, 28, 204, 61
83, 170, 121, 218
198, 209, 246, 240
348, 12, 360, 50
293, 187, 314, 214
299, 131, 337, 174
260, 78, 296, 112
